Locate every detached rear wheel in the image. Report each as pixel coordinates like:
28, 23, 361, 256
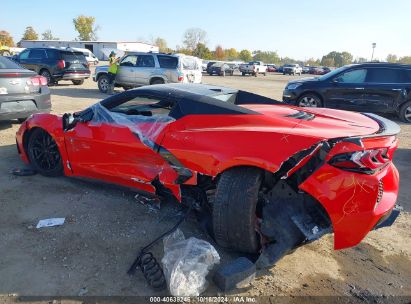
27, 128, 63, 177
399, 101, 411, 123
213, 167, 262, 253
297, 93, 322, 107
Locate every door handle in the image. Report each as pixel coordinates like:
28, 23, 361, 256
392, 88, 403, 91
354, 87, 364, 90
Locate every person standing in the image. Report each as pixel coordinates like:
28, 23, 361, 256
107, 51, 119, 94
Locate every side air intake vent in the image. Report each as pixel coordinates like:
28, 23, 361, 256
286, 111, 315, 120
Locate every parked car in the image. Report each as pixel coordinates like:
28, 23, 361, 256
309, 66, 319, 74
13, 47, 90, 85
94, 52, 202, 93
206, 61, 217, 74
310, 67, 325, 75
277, 65, 284, 73
239, 61, 267, 76
227, 62, 239, 71
302, 66, 311, 74
322, 67, 332, 74
267, 64, 277, 72
72, 47, 99, 65
0, 56, 50, 121
16, 83, 400, 264
202, 60, 209, 72
283, 63, 411, 122
283, 64, 302, 75
208, 62, 234, 76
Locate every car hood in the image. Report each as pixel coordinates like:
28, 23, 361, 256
287, 77, 319, 85
96, 65, 109, 72
241, 104, 382, 139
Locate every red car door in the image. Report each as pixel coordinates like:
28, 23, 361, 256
64, 116, 171, 194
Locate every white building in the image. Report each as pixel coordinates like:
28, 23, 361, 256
19, 40, 159, 60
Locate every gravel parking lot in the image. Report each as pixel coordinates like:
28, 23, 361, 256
0, 68, 410, 299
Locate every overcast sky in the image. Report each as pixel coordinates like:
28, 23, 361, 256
2, 0, 410, 60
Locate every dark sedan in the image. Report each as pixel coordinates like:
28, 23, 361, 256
282, 63, 411, 122
0, 56, 51, 122
208, 62, 234, 76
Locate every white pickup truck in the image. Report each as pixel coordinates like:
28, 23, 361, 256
239, 61, 267, 76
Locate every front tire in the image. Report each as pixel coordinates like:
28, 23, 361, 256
97, 74, 110, 93
213, 167, 262, 253
297, 93, 322, 107
27, 128, 63, 177
72, 79, 84, 85
399, 101, 411, 123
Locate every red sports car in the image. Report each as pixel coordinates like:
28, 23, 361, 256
16, 84, 400, 267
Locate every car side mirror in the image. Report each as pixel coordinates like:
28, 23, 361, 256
62, 113, 79, 131
331, 78, 340, 83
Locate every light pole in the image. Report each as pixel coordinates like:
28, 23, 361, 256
371, 43, 376, 61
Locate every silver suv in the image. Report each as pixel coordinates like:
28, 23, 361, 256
93, 52, 202, 93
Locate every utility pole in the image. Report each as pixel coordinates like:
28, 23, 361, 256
371, 43, 376, 61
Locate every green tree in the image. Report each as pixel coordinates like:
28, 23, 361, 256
321, 51, 353, 67
193, 43, 212, 59
214, 45, 225, 60
182, 27, 207, 51
321, 57, 335, 67
41, 29, 59, 40
154, 37, 168, 52
0, 30, 14, 46
253, 50, 280, 64
73, 15, 99, 41
305, 57, 320, 66
340, 51, 353, 66
398, 56, 411, 64
224, 48, 238, 60
22, 26, 38, 40
239, 49, 252, 62
386, 54, 398, 63
280, 57, 298, 65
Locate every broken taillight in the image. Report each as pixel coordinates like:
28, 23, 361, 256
329, 148, 390, 174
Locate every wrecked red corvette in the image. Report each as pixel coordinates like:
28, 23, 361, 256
16, 84, 400, 266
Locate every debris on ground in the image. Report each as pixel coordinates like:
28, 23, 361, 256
213, 257, 256, 291
134, 193, 161, 210
36, 218, 65, 229
161, 228, 220, 296
78, 287, 88, 296
10, 168, 37, 176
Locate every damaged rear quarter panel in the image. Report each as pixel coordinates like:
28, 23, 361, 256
299, 135, 399, 249
160, 114, 323, 178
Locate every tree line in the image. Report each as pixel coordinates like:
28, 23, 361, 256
1, 18, 410, 66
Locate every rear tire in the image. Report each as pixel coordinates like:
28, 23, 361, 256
213, 167, 262, 253
39, 69, 52, 85
242, 72, 246, 76
399, 101, 411, 123
27, 128, 63, 177
97, 74, 110, 93
72, 79, 84, 85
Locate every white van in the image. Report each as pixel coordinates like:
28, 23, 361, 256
72, 48, 99, 65
175, 54, 202, 83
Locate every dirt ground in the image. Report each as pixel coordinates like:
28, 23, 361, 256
0, 67, 410, 301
